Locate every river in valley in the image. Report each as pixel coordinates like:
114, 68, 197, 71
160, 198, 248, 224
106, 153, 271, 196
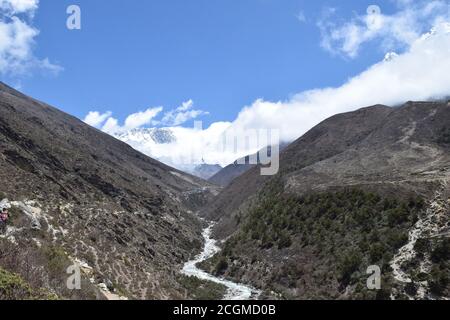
181, 223, 261, 300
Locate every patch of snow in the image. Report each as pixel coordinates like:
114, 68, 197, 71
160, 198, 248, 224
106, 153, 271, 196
384, 52, 398, 62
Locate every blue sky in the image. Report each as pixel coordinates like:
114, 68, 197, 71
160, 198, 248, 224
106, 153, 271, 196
3, 0, 402, 126
1, 0, 450, 167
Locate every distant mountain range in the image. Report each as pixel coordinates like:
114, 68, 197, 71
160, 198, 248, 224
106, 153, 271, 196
114, 127, 293, 183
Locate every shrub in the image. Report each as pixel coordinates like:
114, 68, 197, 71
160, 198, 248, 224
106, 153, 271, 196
221, 185, 425, 299
215, 258, 229, 275
387, 205, 409, 226
0, 267, 33, 300
278, 234, 292, 249
339, 251, 362, 285
7, 206, 25, 227
414, 238, 431, 256
404, 282, 417, 296
387, 231, 409, 250
375, 288, 392, 300
44, 246, 70, 275
431, 239, 450, 263
369, 243, 385, 263
429, 267, 449, 296
0, 238, 98, 300
178, 275, 226, 300
437, 126, 450, 144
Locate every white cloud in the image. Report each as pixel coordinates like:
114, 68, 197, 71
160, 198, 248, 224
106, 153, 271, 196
227, 21, 450, 143
318, 0, 450, 58
160, 21, 450, 167
124, 107, 163, 129
101, 117, 120, 134
296, 11, 306, 23
87, 101, 208, 135
83, 111, 112, 127
0, 0, 61, 75
84, 12, 450, 169
98, 107, 164, 134
161, 100, 209, 126
122, 122, 234, 169
0, 0, 38, 14
178, 100, 194, 112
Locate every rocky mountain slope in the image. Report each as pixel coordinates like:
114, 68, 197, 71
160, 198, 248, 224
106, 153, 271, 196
208, 144, 288, 187
208, 161, 253, 187
0, 82, 217, 299
201, 101, 450, 300
1, 81, 448, 300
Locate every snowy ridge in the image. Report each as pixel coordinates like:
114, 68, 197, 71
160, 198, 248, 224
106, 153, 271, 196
115, 128, 176, 145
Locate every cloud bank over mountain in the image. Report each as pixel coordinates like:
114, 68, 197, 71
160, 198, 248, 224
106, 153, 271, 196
85, 2, 450, 168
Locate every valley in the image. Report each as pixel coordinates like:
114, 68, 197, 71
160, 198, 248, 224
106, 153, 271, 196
0, 82, 449, 300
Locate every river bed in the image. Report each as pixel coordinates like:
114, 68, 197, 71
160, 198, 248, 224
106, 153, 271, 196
181, 223, 261, 300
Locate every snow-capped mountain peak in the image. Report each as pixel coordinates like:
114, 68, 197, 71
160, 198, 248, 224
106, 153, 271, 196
114, 127, 222, 179
116, 128, 176, 145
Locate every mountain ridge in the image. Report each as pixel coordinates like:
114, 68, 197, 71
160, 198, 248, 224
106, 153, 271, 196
0, 81, 216, 299
200, 101, 450, 299
208, 143, 289, 187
